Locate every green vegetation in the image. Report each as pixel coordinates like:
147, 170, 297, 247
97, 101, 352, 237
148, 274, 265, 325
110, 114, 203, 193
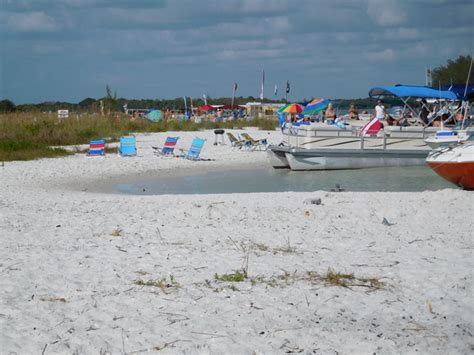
243, 269, 384, 290
214, 271, 247, 282
134, 275, 180, 291
0, 139, 71, 161
0, 99, 16, 113
322, 269, 355, 287
431, 55, 472, 86
0, 112, 278, 161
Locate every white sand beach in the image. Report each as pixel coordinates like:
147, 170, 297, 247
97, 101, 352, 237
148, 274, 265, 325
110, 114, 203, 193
1, 129, 473, 354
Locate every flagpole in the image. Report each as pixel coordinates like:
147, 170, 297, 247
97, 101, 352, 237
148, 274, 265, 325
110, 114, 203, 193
183, 96, 187, 118
231, 83, 235, 109
190, 97, 194, 119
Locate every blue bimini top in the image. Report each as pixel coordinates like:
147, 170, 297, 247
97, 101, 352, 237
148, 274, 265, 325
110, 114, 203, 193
368, 85, 457, 100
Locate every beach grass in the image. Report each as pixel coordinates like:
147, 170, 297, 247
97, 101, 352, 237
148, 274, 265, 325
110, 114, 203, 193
0, 112, 278, 161
134, 275, 180, 291
214, 271, 247, 282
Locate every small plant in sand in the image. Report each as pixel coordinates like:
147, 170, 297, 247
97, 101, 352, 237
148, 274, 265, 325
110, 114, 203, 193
322, 269, 355, 287
249, 270, 384, 291
320, 269, 384, 290
252, 242, 270, 252
246, 240, 298, 255
40, 296, 66, 303
110, 227, 123, 237
214, 271, 247, 282
134, 274, 180, 292
250, 275, 278, 287
274, 237, 298, 254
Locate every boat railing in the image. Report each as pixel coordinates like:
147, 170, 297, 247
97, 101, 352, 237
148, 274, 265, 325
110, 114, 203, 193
284, 126, 431, 151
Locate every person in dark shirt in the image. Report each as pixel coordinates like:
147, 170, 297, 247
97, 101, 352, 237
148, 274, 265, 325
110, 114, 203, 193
420, 99, 430, 125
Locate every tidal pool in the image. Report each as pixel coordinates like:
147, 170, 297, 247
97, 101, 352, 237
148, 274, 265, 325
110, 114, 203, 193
110, 165, 453, 195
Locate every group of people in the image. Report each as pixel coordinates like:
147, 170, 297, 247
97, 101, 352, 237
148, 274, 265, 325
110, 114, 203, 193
375, 99, 467, 128
283, 99, 468, 129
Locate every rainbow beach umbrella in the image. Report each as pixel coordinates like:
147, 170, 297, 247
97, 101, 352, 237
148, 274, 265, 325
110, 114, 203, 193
303, 98, 331, 115
277, 103, 291, 113
282, 103, 304, 114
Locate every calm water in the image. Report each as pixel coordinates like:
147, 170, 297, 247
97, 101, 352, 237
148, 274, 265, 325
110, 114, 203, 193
112, 165, 453, 195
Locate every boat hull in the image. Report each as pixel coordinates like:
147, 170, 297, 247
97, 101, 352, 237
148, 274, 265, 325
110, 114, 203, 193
427, 161, 474, 190
426, 143, 474, 190
266, 145, 290, 168
286, 148, 430, 171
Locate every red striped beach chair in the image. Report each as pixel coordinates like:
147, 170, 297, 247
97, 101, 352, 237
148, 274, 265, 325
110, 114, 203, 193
152, 136, 180, 156
87, 139, 105, 156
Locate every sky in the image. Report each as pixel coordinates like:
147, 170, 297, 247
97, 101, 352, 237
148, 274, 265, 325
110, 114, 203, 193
0, 0, 473, 104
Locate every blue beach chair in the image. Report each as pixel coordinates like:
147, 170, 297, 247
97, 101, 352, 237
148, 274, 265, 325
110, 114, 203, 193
87, 139, 106, 156
152, 136, 179, 156
119, 136, 137, 156
180, 137, 206, 160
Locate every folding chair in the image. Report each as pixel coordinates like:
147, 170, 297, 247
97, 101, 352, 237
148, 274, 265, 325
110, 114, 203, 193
240, 133, 268, 151
119, 136, 137, 156
87, 139, 105, 156
226, 132, 246, 148
180, 137, 206, 160
152, 136, 179, 156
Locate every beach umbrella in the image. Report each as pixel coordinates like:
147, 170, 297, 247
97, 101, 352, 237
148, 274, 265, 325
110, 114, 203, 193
282, 103, 304, 114
277, 103, 291, 113
198, 104, 214, 111
303, 98, 331, 115
146, 109, 163, 122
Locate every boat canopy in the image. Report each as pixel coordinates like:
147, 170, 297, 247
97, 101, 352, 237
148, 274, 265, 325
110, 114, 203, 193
439, 84, 474, 101
368, 85, 457, 100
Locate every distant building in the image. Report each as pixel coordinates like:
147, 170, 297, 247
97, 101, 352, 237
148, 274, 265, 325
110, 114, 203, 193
245, 102, 285, 118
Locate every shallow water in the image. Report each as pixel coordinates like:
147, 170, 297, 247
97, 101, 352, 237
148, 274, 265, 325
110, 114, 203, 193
111, 165, 453, 195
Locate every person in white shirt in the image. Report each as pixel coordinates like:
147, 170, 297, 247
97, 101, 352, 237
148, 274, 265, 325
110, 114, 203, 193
375, 100, 386, 121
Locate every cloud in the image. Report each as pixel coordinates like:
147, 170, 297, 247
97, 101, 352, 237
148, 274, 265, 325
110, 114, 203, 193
1, 0, 472, 103
366, 48, 396, 61
367, 0, 407, 26
5, 11, 59, 32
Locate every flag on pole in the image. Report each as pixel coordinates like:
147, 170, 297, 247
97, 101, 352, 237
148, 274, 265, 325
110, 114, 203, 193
274, 84, 278, 96
231, 83, 238, 108
286, 80, 290, 94
259, 70, 265, 100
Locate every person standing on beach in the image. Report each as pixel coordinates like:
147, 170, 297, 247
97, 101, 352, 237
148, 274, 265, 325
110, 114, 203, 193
216, 109, 223, 122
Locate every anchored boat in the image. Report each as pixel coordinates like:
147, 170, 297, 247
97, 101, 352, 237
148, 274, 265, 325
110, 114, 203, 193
268, 85, 459, 171
426, 143, 474, 190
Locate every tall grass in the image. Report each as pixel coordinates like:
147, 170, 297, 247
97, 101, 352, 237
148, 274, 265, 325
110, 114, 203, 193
0, 113, 278, 161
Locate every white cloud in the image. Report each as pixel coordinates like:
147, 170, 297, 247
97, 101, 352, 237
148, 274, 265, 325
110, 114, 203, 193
6, 11, 59, 32
367, 0, 407, 26
366, 48, 395, 61
387, 27, 421, 40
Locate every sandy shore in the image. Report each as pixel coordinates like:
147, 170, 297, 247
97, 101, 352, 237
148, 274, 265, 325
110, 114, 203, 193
1, 129, 473, 354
